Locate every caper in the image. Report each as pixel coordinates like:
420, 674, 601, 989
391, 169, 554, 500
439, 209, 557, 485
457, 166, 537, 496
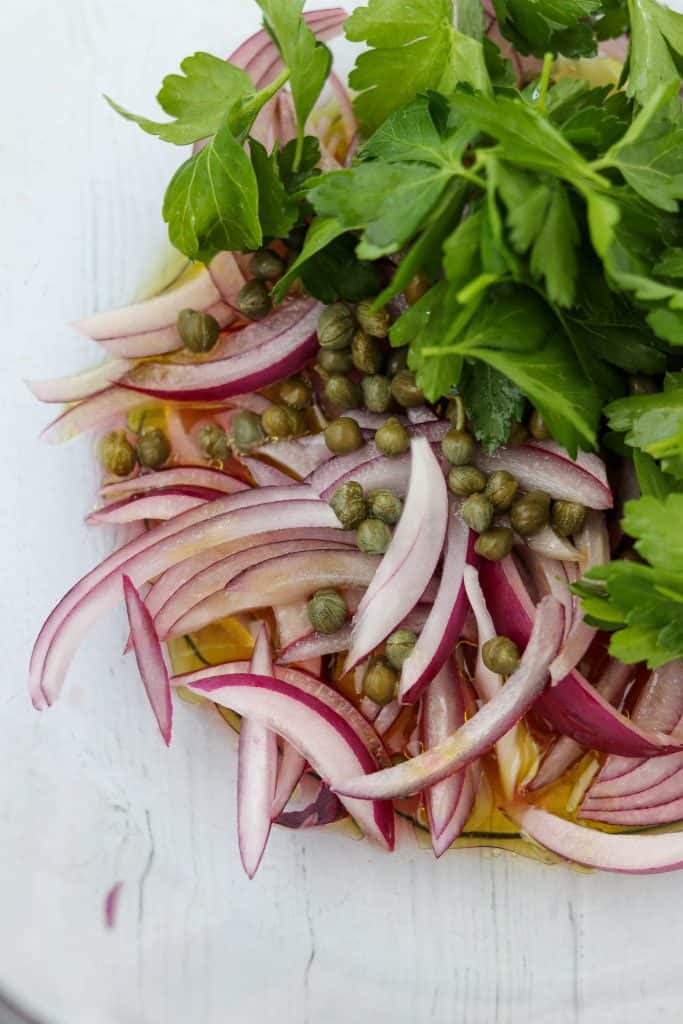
351, 330, 384, 374
230, 412, 264, 454
441, 427, 475, 466
529, 409, 550, 441
482, 636, 521, 676
385, 347, 408, 377
474, 527, 514, 562
324, 417, 363, 454
461, 493, 494, 534
447, 465, 486, 497
510, 491, 551, 537
404, 271, 430, 306
385, 629, 417, 671
363, 656, 398, 705
357, 518, 392, 555
307, 588, 348, 634
98, 430, 137, 477
317, 348, 354, 374
508, 421, 529, 447
330, 481, 367, 529
136, 428, 170, 469
317, 302, 355, 350
280, 376, 312, 411
485, 470, 519, 512
551, 500, 587, 538
356, 298, 390, 338
391, 370, 424, 408
361, 374, 393, 414
262, 404, 298, 438
197, 422, 231, 460
628, 374, 658, 396
237, 280, 271, 320
249, 248, 285, 281
324, 375, 362, 410
446, 395, 467, 431
375, 416, 410, 457
367, 489, 403, 524
177, 308, 220, 354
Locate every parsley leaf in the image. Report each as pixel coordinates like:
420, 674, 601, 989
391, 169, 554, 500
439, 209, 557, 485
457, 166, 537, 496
459, 362, 527, 451
391, 280, 469, 400
606, 380, 683, 477
299, 236, 380, 304
626, 0, 683, 106
250, 140, 298, 239
492, 0, 601, 58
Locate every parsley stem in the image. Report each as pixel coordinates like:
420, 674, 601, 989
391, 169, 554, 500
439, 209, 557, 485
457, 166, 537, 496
253, 67, 291, 110
536, 52, 554, 115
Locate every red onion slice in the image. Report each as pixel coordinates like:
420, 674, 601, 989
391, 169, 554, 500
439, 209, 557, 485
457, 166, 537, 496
241, 457, 296, 487
123, 575, 172, 745
578, 798, 683, 828
41, 386, 147, 444
254, 432, 333, 479
420, 661, 466, 845
277, 603, 430, 666
475, 441, 612, 509
101, 466, 248, 500
28, 359, 133, 404
336, 595, 564, 801
431, 765, 479, 858
583, 761, 683, 813
88, 491, 206, 525
272, 742, 307, 820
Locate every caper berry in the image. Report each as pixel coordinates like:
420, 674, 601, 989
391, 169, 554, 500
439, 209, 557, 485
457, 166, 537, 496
357, 518, 392, 555
307, 588, 348, 634
441, 427, 475, 466
197, 422, 231, 460
324, 417, 363, 454
482, 636, 521, 676
461, 493, 494, 534
351, 330, 384, 374
628, 374, 658, 396
529, 409, 550, 441
361, 374, 393, 414
262, 404, 298, 438
249, 248, 285, 281
385, 629, 417, 671
317, 348, 354, 374
317, 302, 355, 350
474, 527, 514, 562
485, 470, 519, 512
230, 412, 264, 454
510, 491, 551, 537
508, 421, 529, 447
324, 375, 362, 410
404, 271, 430, 306
447, 465, 486, 497
237, 280, 271, 320
385, 347, 408, 378
363, 656, 398, 705
367, 489, 403, 524
391, 370, 424, 408
177, 308, 220, 354
446, 395, 467, 431
280, 376, 312, 411
330, 481, 367, 529
551, 500, 587, 538
356, 298, 390, 338
375, 416, 410, 457
137, 428, 170, 469
98, 430, 137, 477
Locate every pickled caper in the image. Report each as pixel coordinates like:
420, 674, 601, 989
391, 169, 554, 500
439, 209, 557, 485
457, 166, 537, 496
357, 518, 392, 555
356, 298, 390, 338
98, 430, 137, 477
324, 375, 362, 410
485, 470, 519, 512
280, 376, 312, 411
197, 422, 232, 460
375, 416, 410, 457
447, 465, 486, 497
441, 428, 475, 466
250, 248, 285, 281
363, 657, 398, 705
510, 491, 551, 537
391, 370, 423, 408
385, 629, 417, 670
330, 481, 367, 529
361, 374, 393, 414
307, 589, 348, 634
136, 428, 170, 469
177, 309, 220, 353
352, 330, 384, 374
367, 489, 403, 524
317, 303, 355, 350
324, 417, 363, 454
474, 527, 514, 561
482, 636, 520, 675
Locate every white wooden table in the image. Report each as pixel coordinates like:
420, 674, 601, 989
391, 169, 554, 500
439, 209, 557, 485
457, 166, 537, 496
1, 3, 682, 1022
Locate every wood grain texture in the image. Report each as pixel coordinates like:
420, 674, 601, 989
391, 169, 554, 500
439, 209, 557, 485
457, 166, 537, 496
1, 2, 682, 1022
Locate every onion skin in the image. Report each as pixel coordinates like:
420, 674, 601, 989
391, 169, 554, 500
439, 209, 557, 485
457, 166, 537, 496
100, 467, 249, 500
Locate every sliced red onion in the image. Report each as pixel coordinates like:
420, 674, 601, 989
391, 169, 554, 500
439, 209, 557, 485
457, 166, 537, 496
197, 295, 314, 360
407, 406, 439, 425
88, 491, 207, 525
272, 741, 307, 820
104, 881, 124, 929
510, 802, 683, 874
241, 457, 296, 487
474, 441, 612, 509
399, 509, 474, 703
421, 661, 466, 845
306, 441, 381, 495
234, 9, 347, 87
41, 386, 146, 444
431, 765, 479, 859
588, 749, 683, 805
578, 798, 683, 828
254, 432, 333, 479
101, 466, 248, 500
374, 699, 402, 736
275, 588, 362, 652
583, 761, 683, 813
123, 575, 172, 745
335, 595, 564, 801
520, 524, 581, 562
165, 405, 204, 464
345, 438, 448, 672
28, 358, 132, 404
278, 603, 430, 666
276, 778, 346, 829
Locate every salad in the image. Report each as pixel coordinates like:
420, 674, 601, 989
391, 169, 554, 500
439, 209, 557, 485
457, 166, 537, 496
29, 0, 683, 876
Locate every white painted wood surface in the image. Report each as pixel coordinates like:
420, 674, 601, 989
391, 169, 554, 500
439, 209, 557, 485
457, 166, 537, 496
2, 3, 682, 1022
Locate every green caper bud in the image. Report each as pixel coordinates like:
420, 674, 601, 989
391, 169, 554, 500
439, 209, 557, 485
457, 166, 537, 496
628, 374, 658, 396
197, 422, 231, 460
404, 271, 430, 306
356, 298, 390, 338
237, 280, 271, 320
551, 500, 587, 537
324, 417, 363, 454
375, 416, 410, 457
461, 493, 494, 534
279, 376, 312, 411
363, 656, 398, 705
385, 629, 417, 670
485, 470, 519, 512
508, 421, 529, 447
447, 465, 486, 497
357, 518, 392, 554
230, 412, 264, 454
317, 348, 354, 374
177, 308, 220, 354
351, 330, 384, 374
330, 481, 367, 529
367, 489, 403, 524
361, 374, 393, 413
98, 430, 137, 477
482, 636, 521, 676
249, 248, 285, 281
474, 527, 514, 561
324, 375, 362, 410
385, 347, 408, 377
137, 428, 170, 469
317, 302, 355, 350
510, 491, 551, 537
262, 404, 298, 438
441, 427, 475, 466
307, 588, 348, 634
391, 370, 424, 408
446, 395, 467, 431
529, 409, 550, 441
